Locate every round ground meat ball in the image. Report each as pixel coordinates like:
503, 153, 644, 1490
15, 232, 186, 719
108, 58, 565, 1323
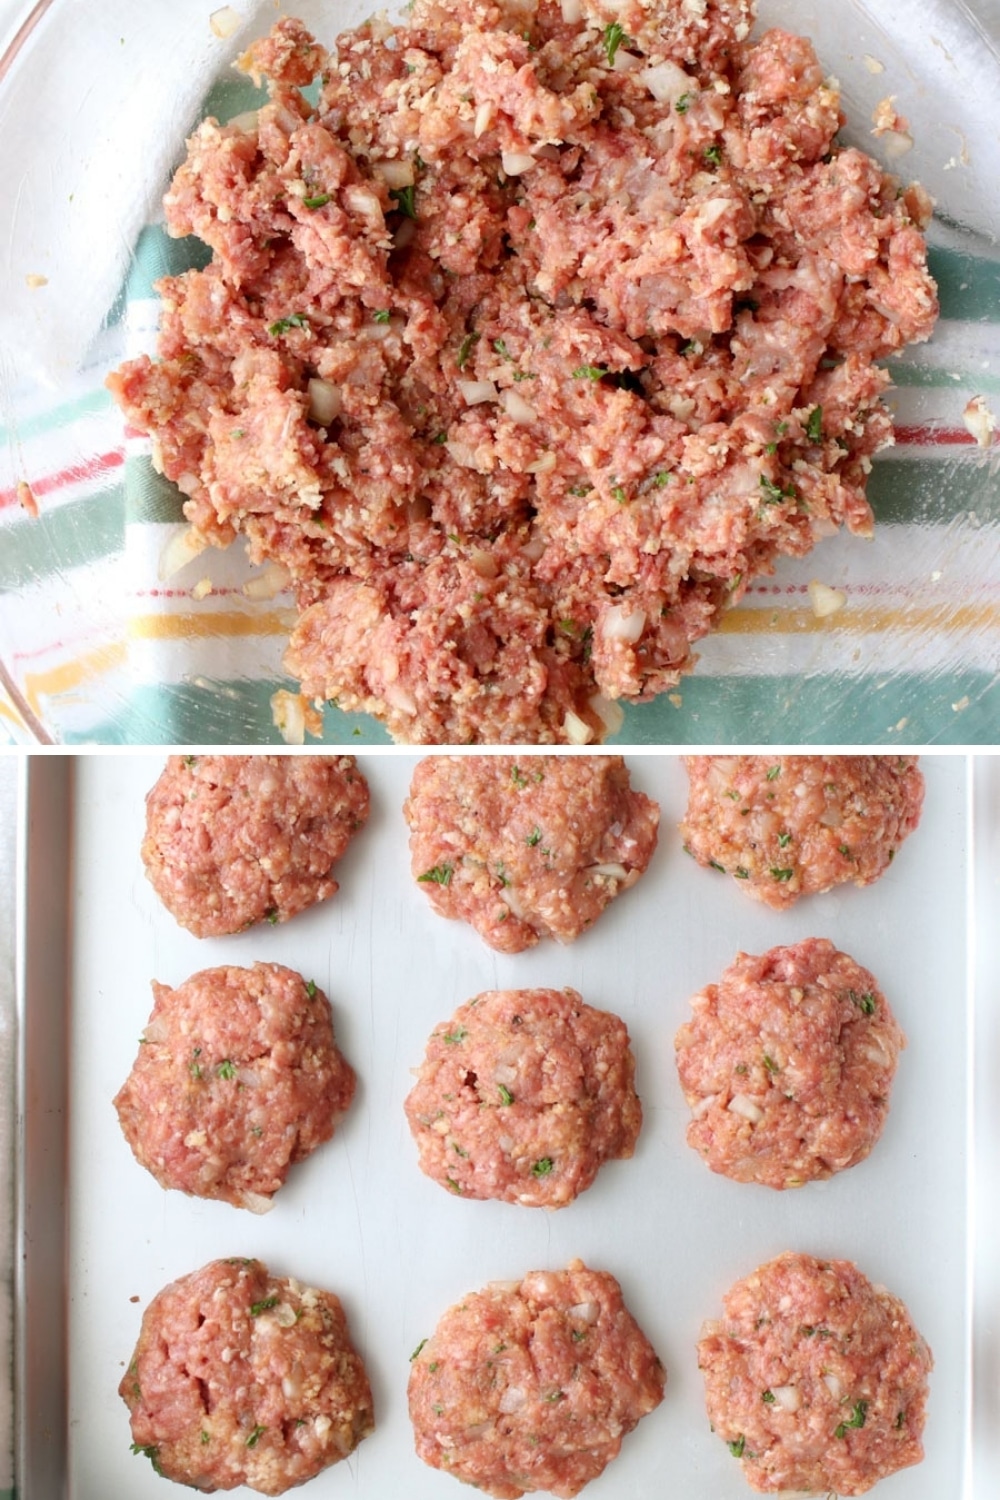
142, 754, 370, 936
405, 988, 641, 1208
680, 755, 924, 909
404, 756, 659, 953
114, 963, 355, 1212
674, 939, 904, 1189
697, 1251, 932, 1495
122, 1258, 374, 1495
409, 1260, 664, 1498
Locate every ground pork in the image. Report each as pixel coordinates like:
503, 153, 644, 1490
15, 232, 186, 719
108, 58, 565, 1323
404, 754, 659, 952
405, 987, 641, 1206
108, 0, 938, 744
142, 754, 369, 936
679, 754, 924, 908
122, 1258, 374, 1495
114, 963, 356, 1212
697, 1251, 932, 1494
674, 939, 903, 1189
408, 1260, 664, 1497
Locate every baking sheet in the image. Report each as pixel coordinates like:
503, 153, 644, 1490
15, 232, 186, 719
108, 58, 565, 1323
60, 752, 971, 1499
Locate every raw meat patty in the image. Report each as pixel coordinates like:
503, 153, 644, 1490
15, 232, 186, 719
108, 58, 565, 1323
142, 754, 369, 936
405, 987, 641, 1207
122, 1257, 374, 1495
674, 939, 903, 1189
409, 1260, 664, 1497
680, 755, 923, 908
697, 1251, 932, 1494
114, 963, 355, 1211
404, 755, 659, 953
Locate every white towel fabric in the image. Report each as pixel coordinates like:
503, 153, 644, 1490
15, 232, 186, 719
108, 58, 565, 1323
0, 0, 268, 388
0, 761, 18, 1494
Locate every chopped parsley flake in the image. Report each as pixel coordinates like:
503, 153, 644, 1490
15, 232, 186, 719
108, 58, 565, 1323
305, 980, 317, 998
849, 990, 877, 1015
778, 832, 792, 847
200, 1430, 211, 1444
763, 1055, 779, 1074
498, 1084, 514, 1106
303, 193, 332, 208
131, 1444, 163, 1475
766, 765, 782, 780
807, 405, 824, 442
446, 1176, 463, 1193
526, 826, 542, 846
728, 1436, 746, 1457
411, 1338, 428, 1360
264, 906, 279, 924
443, 1026, 468, 1044
704, 144, 722, 167
390, 184, 416, 218
268, 313, 309, 337
835, 1401, 868, 1439
572, 363, 608, 380
762, 1390, 776, 1404
419, 864, 453, 886
246, 1425, 266, 1449
457, 331, 480, 369
735, 867, 750, 879
603, 21, 629, 65
250, 1297, 279, 1317
531, 1156, 554, 1176
675, 92, 691, 113
373, 309, 391, 323
511, 764, 528, 787
770, 868, 794, 882
759, 473, 796, 505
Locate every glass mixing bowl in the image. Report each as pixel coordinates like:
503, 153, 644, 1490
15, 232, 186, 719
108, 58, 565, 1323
1, 0, 997, 744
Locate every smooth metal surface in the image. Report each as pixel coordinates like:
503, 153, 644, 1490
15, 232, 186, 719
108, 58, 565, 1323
15, 756, 72, 1500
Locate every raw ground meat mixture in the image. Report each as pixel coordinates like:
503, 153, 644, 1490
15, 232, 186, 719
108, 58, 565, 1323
122, 1258, 374, 1495
408, 1260, 664, 1496
404, 754, 659, 951
680, 754, 924, 908
405, 987, 641, 1206
108, 0, 938, 744
114, 963, 356, 1212
697, 1251, 932, 1494
674, 939, 903, 1188
142, 753, 369, 936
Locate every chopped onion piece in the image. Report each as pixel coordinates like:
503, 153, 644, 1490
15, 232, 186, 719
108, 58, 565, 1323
881, 129, 914, 158
590, 862, 628, 880
569, 1301, 599, 1323
210, 6, 241, 40
501, 151, 535, 176
372, 158, 415, 189
964, 395, 997, 448
244, 562, 291, 600
560, 0, 582, 20
564, 710, 594, 744
470, 549, 498, 578
474, 101, 495, 138
271, 689, 307, 745
823, 1373, 843, 1400
589, 692, 625, 737
226, 110, 258, 133
458, 379, 498, 406
499, 1387, 526, 1413
772, 1385, 802, 1413
502, 389, 537, 424
158, 525, 208, 581
728, 1093, 765, 1124
307, 377, 342, 425
612, 49, 643, 72
601, 605, 646, 643
525, 451, 557, 474
239, 1191, 274, 1215
808, 580, 847, 618
640, 60, 693, 103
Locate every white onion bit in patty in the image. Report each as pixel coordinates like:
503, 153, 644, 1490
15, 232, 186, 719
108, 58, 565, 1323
458, 379, 499, 406
307, 377, 343, 426
601, 605, 646, 643
209, 6, 241, 39
501, 151, 535, 176
728, 1093, 765, 1124
502, 389, 537, 424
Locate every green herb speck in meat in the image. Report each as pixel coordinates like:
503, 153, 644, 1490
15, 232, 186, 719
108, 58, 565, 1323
603, 21, 629, 65
418, 864, 453, 886
216, 1059, 236, 1080
531, 1156, 554, 1177
497, 1084, 514, 1106
835, 1401, 868, 1438
131, 1444, 164, 1475
246, 1425, 266, 1449
250, 1297, 279, 1316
